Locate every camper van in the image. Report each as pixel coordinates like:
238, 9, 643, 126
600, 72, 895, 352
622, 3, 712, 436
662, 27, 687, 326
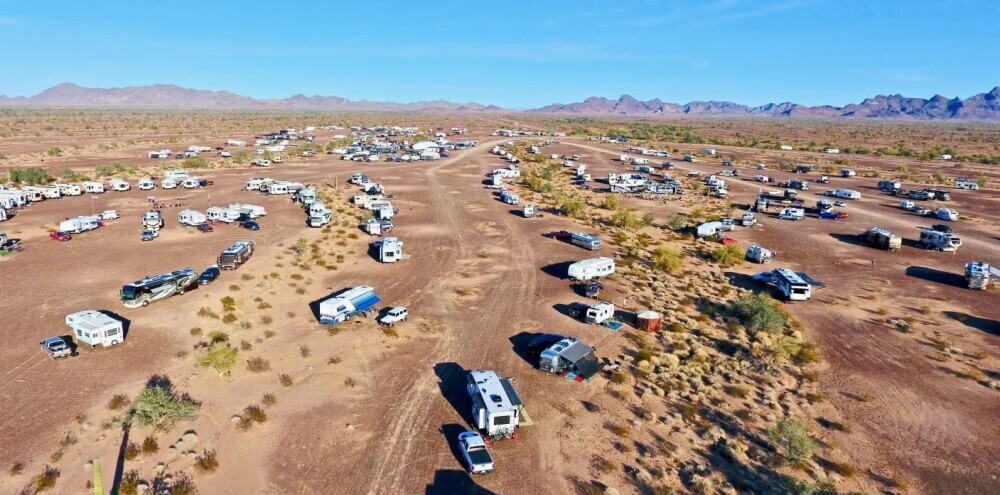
567, 257, 615, 280
774, 268, 811, 301
178, 209, 208, 226
217, 241, 255, 270
138, 178, 155, 190
467, 370, 523, 439
82, 181, 105, 194
109, 179, 130, 192
66, 310, 124, 348
571, 233, 601, 251
375, 237, 404, 263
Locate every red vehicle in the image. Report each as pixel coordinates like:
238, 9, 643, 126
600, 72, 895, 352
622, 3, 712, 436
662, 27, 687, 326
720, 237, 738, 245
49, 231, 72, 242
544, 230, 573, 240
197, 223, 214, 233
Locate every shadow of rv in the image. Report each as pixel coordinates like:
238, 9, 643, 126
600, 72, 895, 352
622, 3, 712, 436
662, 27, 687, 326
905, 266, 966, 288
541, 261, 574, 280
944, 311, 1000, 337
424, 469, 500, 495
98, 310, 132, 340
827, 232, 869, 248
722, 271, 761, 292
434, 362, 474, 426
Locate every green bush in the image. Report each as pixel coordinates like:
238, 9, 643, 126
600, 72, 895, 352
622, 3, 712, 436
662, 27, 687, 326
196, 342, 239, 375
132, 386, 199, 428
610, 208, 642, 229
651, 246, 683, 274
602, 194, 620, 210
711, 244, 744, 267
767, 417, 817, 466
559, 196, 586, 218
182, 157, 208, 169
6, 166, 52, 185
728, 293, 787, 334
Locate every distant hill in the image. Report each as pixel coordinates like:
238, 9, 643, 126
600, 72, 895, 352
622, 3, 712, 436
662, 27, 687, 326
528, 87, 1000, 120
0, 83, 502, 112
3, 83, 1000, 120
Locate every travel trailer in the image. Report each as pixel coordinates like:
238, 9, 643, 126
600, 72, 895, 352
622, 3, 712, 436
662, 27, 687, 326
466, 370, 523, 439
861, 227, 902, 251
833, 189, 861, 200
538, 337, 599, 380
571, 233, 601, 250
584, 301, 615, 324
375, 237, 404, 263
935, 208, 959, 222
54, 183, 83, 196
178, 209, 208, 226
318, 286, 381, 325
82, 181, 105, 194
206, 207, 240, 223
109, 179, 130, 192
774, 268, 812, 301
778, 208, 805, 221
955, 180, 979, 191
181, 177, 205, 189
918, 229, 962, 252
142, 211, 164, 230
59, 216, 100, 233
227, 204, 267, 218
164, 170, 189, 179
567, 257, 615, 280
217, 241, 255, 270
66, 310, 124, 348
161, 178, 178, 189
120, 269, 198, 308
138, 178, 156, 190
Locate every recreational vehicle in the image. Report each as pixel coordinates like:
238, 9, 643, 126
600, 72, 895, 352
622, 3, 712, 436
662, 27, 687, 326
82, 181, 105, 194
161, 178, 177, 189
178, 209, 208, 226
318, 286, 381, 325
571, 233, 601, 250
774, 268, 811, 301
918, 229, 962, 252
861, 227, 902, 251
181, 177, 204, 189
267, 183, 290, 195
66, 310, 124, 348
567, 257, 615, 280
833, 189, 861, 200
745, 244, 774, 263
142, 211, 164, 230
206, 207, 239, 223
955, 180, 979, 191
296, 187, 317, 205
120, 269, 198, 308
59, 216, 100, 233
138, 178, 155, 190
375, 237, 404, 263
585, 301, 615, 324
109, 179, 130, 192
228, 204, 266, 218
935, 208, 958, 222
164, 170, 189, 179
538, 337, 599, 380
217, 241, 255, 270
778, 208, 805, 221
466, 370, 523, 439
878, 180, 901, 192
54, 183, 83, 196
309, 209, 332, 228
965, 262, 996, 290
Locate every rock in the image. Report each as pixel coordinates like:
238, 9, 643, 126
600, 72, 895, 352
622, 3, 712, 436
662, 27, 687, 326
154, 463, 165, 474
231, 415, 243, 424
604, 488, 620, 495
635, 468, 653, 483
167, 446, 177, 455
182, 431, 198, 444
84, 461, 93, 471
137, 482, 149, 492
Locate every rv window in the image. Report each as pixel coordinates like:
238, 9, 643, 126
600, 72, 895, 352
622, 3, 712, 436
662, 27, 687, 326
108, 328, 119, 336
493, 415, 511, 426
76, 329, 83, 337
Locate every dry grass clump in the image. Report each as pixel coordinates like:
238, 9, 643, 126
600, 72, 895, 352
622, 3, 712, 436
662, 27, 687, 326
262, 393, 277, 406
194, 449, 219, 473
141, 435, 159, 455
107, 393, 130, 410
31, 465, 59, 492
246, 357, 271, 373
610, 423, 632, 437
124, 442, 141, 460
278, 374, 294, 387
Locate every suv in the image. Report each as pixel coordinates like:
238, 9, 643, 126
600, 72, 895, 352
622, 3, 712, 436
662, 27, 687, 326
141, 229, 159, 241
198, 266, 220, 285
240, 220, 260, 231
49, 231, 72, 242
379, 307, 408, 326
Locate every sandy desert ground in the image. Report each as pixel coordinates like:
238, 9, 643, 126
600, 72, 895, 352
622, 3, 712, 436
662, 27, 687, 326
0, 113, 997, 495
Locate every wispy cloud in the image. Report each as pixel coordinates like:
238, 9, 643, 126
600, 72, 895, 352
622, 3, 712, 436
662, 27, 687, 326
632, 0, 810, 28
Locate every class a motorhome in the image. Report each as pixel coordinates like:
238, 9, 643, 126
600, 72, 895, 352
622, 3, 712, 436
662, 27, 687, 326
109, 179, 130, 192
82, 181, 105, 193
217, 240, 255, 270
309, 208, 332, 228
878, 180, 901, 192
567, 257, 615, 280
466, 370, 523, 439
307, 201, 327, 218
349, 173, 369, 185
138, 178, 156, 190
375, 236, 404, 263
120, 269, 198, 308
59, 216, 101, 233
571, 233, 601, 250
66, 310, 124, 348
774, 268, 812, 301
206, 207, 240, 223
178, 209, 208, 226
318, 286, 381, 325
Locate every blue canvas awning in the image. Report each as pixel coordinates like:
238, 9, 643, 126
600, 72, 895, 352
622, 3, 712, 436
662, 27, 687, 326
352, 293, 381, 313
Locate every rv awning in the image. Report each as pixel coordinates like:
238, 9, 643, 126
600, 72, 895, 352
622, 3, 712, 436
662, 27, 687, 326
561, 341, 595, 364
352, 293, 381, 313
573, 352, 601, 380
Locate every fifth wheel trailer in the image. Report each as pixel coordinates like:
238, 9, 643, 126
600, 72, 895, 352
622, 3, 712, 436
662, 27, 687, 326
567, 257, 615, 280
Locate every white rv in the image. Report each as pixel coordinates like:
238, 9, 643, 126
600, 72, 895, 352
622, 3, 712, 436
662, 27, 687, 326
584, 301, 615, 324
59, 216, 101, 233
833, 189, 861, 200
109, 179, 130, 192
567, 257, 616, 280
206, 207, 239, 223
935, 208, 958, 222
82, 181, 105, 194
376, 237, 404, 263
138, 178, 156, 190
66, 310, 124, 348
161, 178, 178, 189
467, 370, 523, 439
778, 208, 805, 221
178, 209, 208, 226
267, 183, 290, 195
774, 268, 811, 301
164, 170, 189, 179
745, 244, 774, 263
54, 183, 83, 196
309, 209, 332, 228
181, 177, 204, 189
918, 229, 962, 252
142, 211, 164, 230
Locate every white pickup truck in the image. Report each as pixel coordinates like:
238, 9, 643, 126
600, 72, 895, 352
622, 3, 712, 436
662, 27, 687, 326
40, 337, 72, 359
458, 431, 494, 474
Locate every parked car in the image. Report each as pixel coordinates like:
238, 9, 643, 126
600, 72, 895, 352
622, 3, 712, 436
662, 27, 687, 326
752, 271, 777, 284
457, 431, 495, 475
141, 229, 159, 241
378, 307, 409, 326
240, 220, 260, 231
834, 201, 846, 207
525, 333, 566, 361
585, 281, 602, 298
1, 238, 22, 252
198, 266, 220, 285
49, 231, 72, 242
196, 223, 213, 233
40, 336, 73, 359
931, 224, 953, 233
545, 230, 573, 240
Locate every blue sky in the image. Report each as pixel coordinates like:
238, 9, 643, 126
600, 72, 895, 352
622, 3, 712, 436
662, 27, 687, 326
0, 0, 997, 108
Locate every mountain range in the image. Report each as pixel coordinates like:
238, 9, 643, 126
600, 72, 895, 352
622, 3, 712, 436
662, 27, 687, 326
2, 83, 1000, 120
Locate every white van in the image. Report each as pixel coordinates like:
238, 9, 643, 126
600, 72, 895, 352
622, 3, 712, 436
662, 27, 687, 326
138, 178, 156, 190
778, 208, 805, 221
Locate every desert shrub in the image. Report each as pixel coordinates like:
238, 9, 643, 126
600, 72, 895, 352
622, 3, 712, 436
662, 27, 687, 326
960, 367, 985, 381
299, 345, 311, 357
602, 194, 620, 210
261, 315, 274, 325
124, 442, 141, 460
31, 465, 60, 492
710, 244, 744, 267
107, 393, 130, 410
805, 392, 828, 404
651, 246, 683, 273
239, 320, 253, 329
45, 146, 62, 156
641, 213, 655, 226
9, 462, 24, 476
189, 327, 203, 337
195, 342, 239, 375
827, 460, 857, 478
246, 357, 271, 373
278, 374, 294, 387
559, 196, 587, 218
207, 330, 228, 344
610, 424, 631, 437
263, 329, 276, 338
222, 313, 238, 324
243, 404, 267, 424
240, 340, 253, 351
6, 166, 52, 185
228, 284, 241, 292
194, 449, 219, 473
220, 296, 236, 311
610, 208, 642, 229
132, 385, 199, 428
119, 470, 140, 495
141, 436, 159, 455
197, 307, 219, 319
767, 417, 817, 466
728, 293, 787, 334
344, 377, 357, 387
792, 341, 821, 365
327, 357, 342, 365
182, 157, 208, 169
262, 393, 277, 406
725, 385, 749, 398
257, 302, 272, 310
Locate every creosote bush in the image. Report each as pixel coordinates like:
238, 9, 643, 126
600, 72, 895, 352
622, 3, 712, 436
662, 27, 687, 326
107, 393, 130, 410
132, 385, 200, 428
766, 417, 817, 466
194, 449, 219, 473
246, 357, 271, 373
728, 293, 788, 334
